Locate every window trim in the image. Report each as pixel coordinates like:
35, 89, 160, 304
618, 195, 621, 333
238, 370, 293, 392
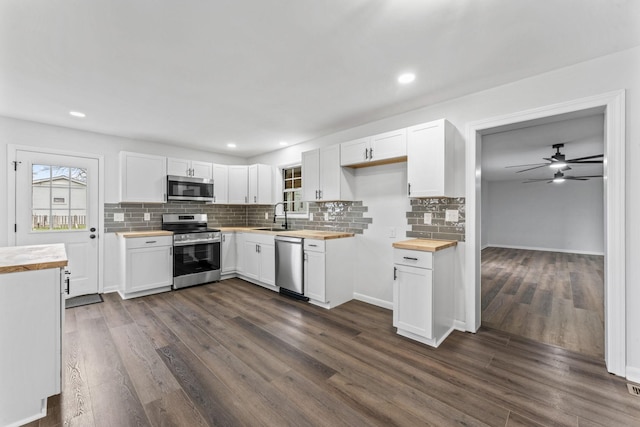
278, 163, 308, 219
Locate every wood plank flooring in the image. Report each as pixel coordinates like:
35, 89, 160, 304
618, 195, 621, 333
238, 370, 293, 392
481, 247, 604, 359
26, 277, 639, 427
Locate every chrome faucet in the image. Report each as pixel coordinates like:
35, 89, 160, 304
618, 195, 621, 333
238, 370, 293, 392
273, 202, 289, 230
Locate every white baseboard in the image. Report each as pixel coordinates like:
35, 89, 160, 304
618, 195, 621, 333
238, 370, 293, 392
102, 285, 120, 294
484, 244, 604, 256
353, 293, 392, 310
626, 366, 640, 384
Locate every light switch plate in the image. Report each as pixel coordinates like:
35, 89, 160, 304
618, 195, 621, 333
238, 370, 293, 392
114, 213, 124, 222
265, 212, 269, 220
445, 209, 459, 223
309, 212, 314, 221
323, 212, 329, 221
423, 213, 432, 225
143, 213, 150, 221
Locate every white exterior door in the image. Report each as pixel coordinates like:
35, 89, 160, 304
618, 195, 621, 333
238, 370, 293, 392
14, 149, 100, 298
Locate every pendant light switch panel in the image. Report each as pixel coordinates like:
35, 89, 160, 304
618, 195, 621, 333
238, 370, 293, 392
445, 209, 459, 223
114, 213, 124, 222
423, 213, 432, 225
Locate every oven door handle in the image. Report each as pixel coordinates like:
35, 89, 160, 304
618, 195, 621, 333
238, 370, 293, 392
173, 240, 221, 247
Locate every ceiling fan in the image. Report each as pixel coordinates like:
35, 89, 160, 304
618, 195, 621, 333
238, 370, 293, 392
523, 170, 603, 184
506, 143, 603, 173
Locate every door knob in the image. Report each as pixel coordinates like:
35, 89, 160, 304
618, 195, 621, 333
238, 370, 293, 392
90, 234, 96, 239
90, 227, 96, 232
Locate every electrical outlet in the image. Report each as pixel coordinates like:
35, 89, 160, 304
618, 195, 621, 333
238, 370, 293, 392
114, 213, 124, 222
143, 212, 150, 221
423, 213, 432, 225
445, 209, 459, 223
264, 212, 269, 220
309, 212, 313, 221
323, 212, 329, 221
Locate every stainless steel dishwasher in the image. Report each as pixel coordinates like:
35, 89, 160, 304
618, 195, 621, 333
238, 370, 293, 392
275, 235, 308, 300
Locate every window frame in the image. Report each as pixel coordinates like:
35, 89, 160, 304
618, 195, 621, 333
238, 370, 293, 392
278, 163, 308, 218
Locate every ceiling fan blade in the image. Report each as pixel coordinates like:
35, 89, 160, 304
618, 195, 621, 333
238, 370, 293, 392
566, 160, 603, 164
516, 164, 548, 173
565, 177, 589, 180
567, 154, 604, 162
522, 178, 550, 183
572, 175, 603, 178
505, 163, 548, 169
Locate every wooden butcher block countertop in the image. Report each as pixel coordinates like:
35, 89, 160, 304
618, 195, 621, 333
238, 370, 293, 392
392, 239, 457, 252
0, 243, 68, 274
117, 230, 174, 238
218, 227, 354, 240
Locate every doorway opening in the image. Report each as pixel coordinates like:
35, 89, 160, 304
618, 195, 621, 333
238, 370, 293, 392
479, 112, 605, 358
465, 91, 626, 376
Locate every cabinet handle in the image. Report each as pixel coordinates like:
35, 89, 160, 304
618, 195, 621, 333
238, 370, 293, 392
393, 266, 397, 281
170, 247, 173, 256
245, 196, 248, 203
315, 190, 319, 199
64, 269, 71, 294
146, 240, 157, 244
308, 244, 318, 247
254, 196, 257, 203
403, 256, 418, 261
222, 234, 225, 242
364, 148, 368, 160
407, 183, 411, 196
213, 195, 216, 203
319, 190, 322, 199
369, 147, 373, 159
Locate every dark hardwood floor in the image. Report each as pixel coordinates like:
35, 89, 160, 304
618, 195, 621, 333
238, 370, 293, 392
481, 247, 604, 359
26, 277, 639, 427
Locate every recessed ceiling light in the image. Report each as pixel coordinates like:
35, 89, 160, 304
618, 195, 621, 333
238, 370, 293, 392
397, 73, 416, 84
227, 143, 236, 148
279, 141, 288, 146
69, 111, 86, 118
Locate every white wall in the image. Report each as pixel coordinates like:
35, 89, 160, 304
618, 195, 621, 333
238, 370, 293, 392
251, 45, 640, 378
484, 179, 604, 254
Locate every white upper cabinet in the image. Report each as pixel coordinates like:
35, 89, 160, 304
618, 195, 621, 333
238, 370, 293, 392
302, 145, 354, 202
248, 164, 274, 204
212, 164, 228, 204
341, 128, 407, 167
228, 165, 249, 204
167, 158, 213, 179
120, 151, 167, 203
406, 119, 455, 198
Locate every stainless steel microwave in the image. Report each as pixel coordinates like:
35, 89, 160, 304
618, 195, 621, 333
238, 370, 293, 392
167, 175, 214, 202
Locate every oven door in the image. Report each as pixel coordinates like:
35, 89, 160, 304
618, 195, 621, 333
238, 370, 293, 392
172, 241, 221, 288
167, 175, 214, 202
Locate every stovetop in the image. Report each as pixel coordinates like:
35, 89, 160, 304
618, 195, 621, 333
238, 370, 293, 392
161, 213, 220, 234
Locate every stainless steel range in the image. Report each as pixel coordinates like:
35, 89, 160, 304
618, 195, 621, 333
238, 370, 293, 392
161, 213, 221, 289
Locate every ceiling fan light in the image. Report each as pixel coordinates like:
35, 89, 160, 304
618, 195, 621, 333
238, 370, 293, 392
550, 161, 567, 169
553, 177, 565, 183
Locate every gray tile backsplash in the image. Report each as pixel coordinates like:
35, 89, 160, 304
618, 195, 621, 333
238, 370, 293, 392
105, 200, 372, 234
406, 197, 465, 241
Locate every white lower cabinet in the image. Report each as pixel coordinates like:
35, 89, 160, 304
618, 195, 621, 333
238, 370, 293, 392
221, 232, 236, 276
118, 235, 173, 299
304, 237, 355, 308
240, 233, 275, 288
393, 246, 455, 347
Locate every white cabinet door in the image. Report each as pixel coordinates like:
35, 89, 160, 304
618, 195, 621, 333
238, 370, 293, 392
304, 250, 325, 301
212, 164, 228, 204
221, 232, 236, 275
248, 164, 274, 204
340, 137, 370, 166
407, 119, 454, 197
258, 242, 275, 286
167, 158, 191, 177
243, 239, 260, 281
302, 149, 320, 201
126, 245, 173, 293
372, 128, 407, 161
393, 264, 433, 339
191, 161, 213, 179
228, 165, 249, 204
235, 233, 245, 274
319, 144, 341, 201
120, 152, 167, 202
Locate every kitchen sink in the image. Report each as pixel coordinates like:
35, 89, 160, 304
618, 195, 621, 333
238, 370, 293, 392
254, 227, 290, 232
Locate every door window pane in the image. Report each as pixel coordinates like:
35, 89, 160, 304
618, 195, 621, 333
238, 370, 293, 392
32, 164, 87, 231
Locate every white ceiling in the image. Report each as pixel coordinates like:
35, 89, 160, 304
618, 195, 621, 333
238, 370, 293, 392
1, 1, 638, 158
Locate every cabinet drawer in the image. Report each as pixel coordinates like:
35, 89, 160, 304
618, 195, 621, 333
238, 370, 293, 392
393, 248, 432, 269
304, 239, 325, 252
125, 236, 173, 249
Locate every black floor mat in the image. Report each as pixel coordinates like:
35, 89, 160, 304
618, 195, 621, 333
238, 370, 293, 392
65, 293, 103, 309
